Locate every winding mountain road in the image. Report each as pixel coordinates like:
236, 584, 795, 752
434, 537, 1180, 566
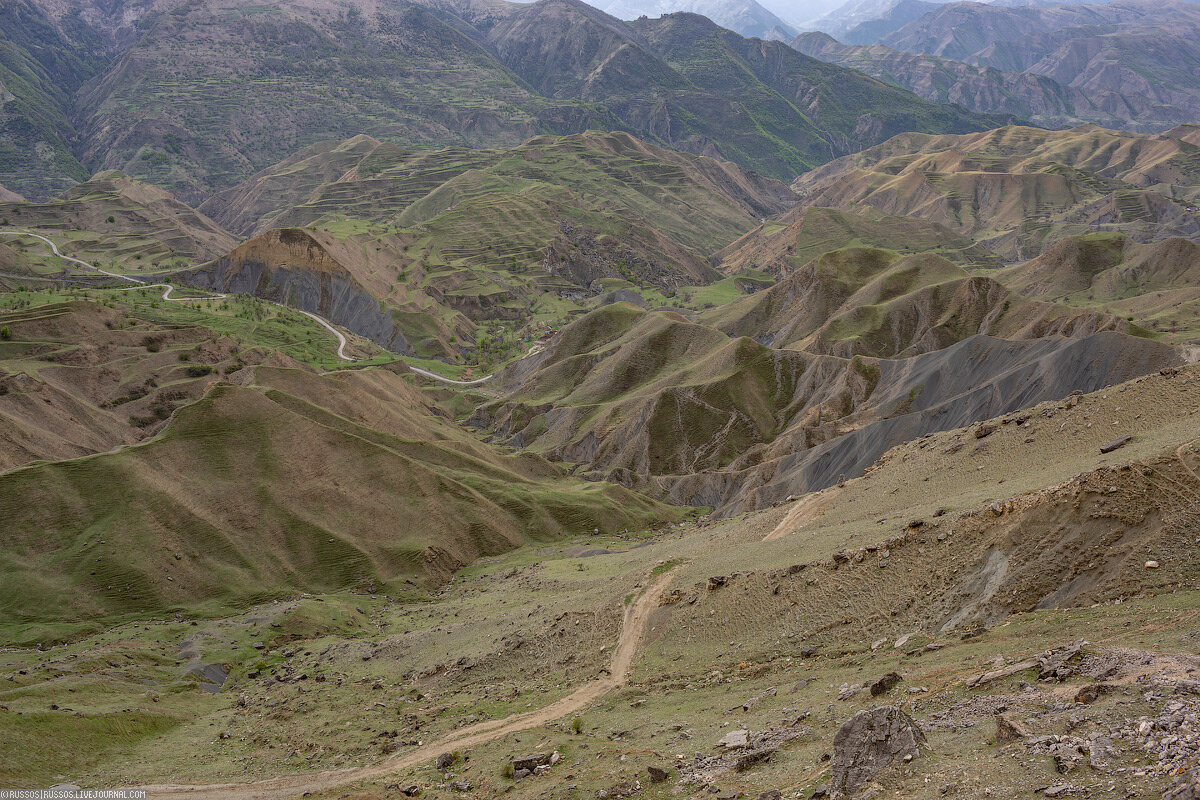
0, 230, 537, 375
0, 230, 142, 283
0, 230, 355, 361
138, 569, 675, 800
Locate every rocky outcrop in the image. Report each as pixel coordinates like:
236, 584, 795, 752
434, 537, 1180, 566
830, 706, 926, 797
180, 228, 416, 353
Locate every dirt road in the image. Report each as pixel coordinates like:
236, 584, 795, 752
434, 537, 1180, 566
1, 230, 356, 361
138, 569, 675, 800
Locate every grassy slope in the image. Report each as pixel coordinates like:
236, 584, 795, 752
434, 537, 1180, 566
994, 233, 1200, 344
705, 245, 1133, 356
789, 124, 1200, 261
0, 2, 107, 200
0, 368, 679, 641
3, 364, 1197, 794
715, 206, 1001, 277
0, 171, 237, 273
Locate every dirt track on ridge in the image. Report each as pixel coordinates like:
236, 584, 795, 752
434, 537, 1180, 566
137, 569, 676, 800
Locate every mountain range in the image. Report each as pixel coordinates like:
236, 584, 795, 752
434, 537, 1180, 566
0, 0, 1009, 204
589, 0, 798, 39
4, 0, 1200, 795
792, 0, 1200, 133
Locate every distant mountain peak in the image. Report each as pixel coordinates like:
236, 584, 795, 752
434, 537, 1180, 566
589, 0, 799, 40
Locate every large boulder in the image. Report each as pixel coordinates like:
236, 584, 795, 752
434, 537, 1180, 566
1165, 770, 1200, 800
830, 706, 926, 796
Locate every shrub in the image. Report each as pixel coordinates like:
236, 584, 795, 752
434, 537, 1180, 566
185, 365, 213, 377
0, 327, 10, 340
571, 716, 584, 734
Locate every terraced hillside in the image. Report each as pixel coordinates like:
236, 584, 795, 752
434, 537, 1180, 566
0, 171, 236, 274
3, 0, 1009, 202
183, 131, 799, 360
787, 124, 1200, 261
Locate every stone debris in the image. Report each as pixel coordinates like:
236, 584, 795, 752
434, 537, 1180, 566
732, 748, 773, 773
1038, 641, 1088, 681
967, 659, 1039, 688
1164, 770, 1200, 800
1113, 693, 1200, 778
837, 683, 865, 701
684, 725, 807, 785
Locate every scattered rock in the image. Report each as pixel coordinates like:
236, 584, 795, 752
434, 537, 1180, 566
733, 748, 773, 772
717, 729, 750, 750
800, 645, 819, 658
974, 423, 996, 439
830, 706, 926, 797
647, 766, 669, 783
399, 786, 420, 797
837, 683, 865, 701
707, 576, 727, 590
967, 658, 1039, 689
756, 792, 781, 800
1087, 736, 1114, 769
513, 753, 550, 772
1164, 770, 1200, 800
1099, 435, 1132, 454
435, 752, 455, 770
995, 713, 1032, 745
1146, 560, 1161, 569
1038, 641, 1087, 681
869, 672, 903, 697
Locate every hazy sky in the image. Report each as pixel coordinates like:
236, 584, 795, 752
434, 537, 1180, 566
758, 0, 852, 22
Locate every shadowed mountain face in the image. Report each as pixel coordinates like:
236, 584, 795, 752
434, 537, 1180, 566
0, 0, 1010, 201
472, 302, 1178, 514
793, 0, 1200, 134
